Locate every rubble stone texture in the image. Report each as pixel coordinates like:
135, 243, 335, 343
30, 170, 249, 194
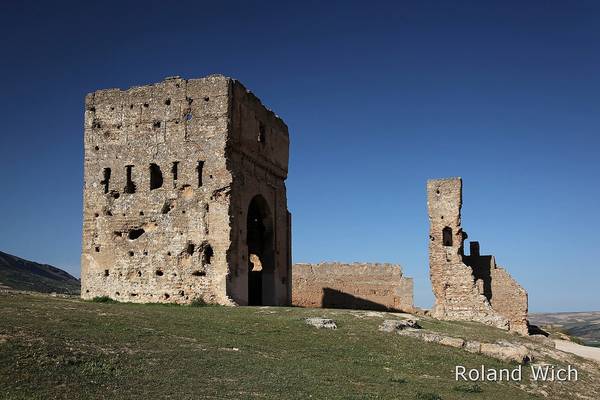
427, 177, 529, 335
291, 263, 414, 312
81, 75, 291, 306
378, 319, 421, 332
305, 317, 337, 330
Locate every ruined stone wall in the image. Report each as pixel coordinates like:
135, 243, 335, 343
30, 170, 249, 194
490, 265, 529, 334
291, 263, 414, 312
427, 178, 528, 334
81, 75, 291, 306
226, 81, 291, 306
462, 251, 529, 335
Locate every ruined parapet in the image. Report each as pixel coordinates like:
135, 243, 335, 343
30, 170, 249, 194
291, 262, 414, 312
81, 75, 291, 306
427, 178, 528, 334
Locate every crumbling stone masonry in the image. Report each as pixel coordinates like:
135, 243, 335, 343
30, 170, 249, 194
81, 75, 291, 306
427, 178, 528, 335
292, 263, 414, 312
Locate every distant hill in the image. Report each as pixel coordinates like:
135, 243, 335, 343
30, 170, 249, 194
530, 311, 600, 347
0, 251, 80, 294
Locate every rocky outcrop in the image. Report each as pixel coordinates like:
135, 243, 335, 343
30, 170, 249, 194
383, 326, 534, 364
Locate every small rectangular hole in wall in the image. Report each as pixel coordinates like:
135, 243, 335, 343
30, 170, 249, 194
149, 163, 163, 190
101, 168, 111, 194
442, 227, 453, 247
197, 161, 204, 187
258, 122, 266, 144
124, 165, 136, 194
171, 161, 179, 184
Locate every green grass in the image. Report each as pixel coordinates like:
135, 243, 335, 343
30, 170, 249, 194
453, 383, 483, 393
0, 293, 579, 399
415, 393, 443, 400
190, 298, 209, 307
91, 295, 117, 303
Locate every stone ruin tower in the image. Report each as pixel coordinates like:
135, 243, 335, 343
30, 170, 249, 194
81, 75, 291, 306
427, 178, 528, 335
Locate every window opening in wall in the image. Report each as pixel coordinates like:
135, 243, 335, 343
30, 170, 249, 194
101, 168, 111, 194
149, 164, 163, 190
186, 243, 195, 255
128, 228, 145, 240
442, 227, 453, 247
171, 161, 179, 183
258, 122, 266, 144
201, 245, 213, 266
197, 161, 204, 187
124, 165, 136, 194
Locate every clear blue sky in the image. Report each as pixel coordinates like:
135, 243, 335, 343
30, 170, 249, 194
1, 1, 598, 312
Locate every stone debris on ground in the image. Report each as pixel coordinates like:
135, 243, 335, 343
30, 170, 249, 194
380, 324, 534, 364
305, 317, 337, 330
378, 319, 421, 332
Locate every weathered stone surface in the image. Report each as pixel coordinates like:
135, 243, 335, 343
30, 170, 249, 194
464, 340, 482, 353
305, 317, 337, 329
439, 336, 466, 348
291, 262, 413, 312
81, 75, 291, 306
378, 319, 421, 332
387, 327, 532, 364
427, 178, 529, 335
480, 342, 533, 364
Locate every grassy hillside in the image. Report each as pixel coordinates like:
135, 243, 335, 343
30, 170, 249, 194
1, 293, 598, 400
0, 251, 80, 294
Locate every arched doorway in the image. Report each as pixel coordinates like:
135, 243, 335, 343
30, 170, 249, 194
247, 195, 274, 305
